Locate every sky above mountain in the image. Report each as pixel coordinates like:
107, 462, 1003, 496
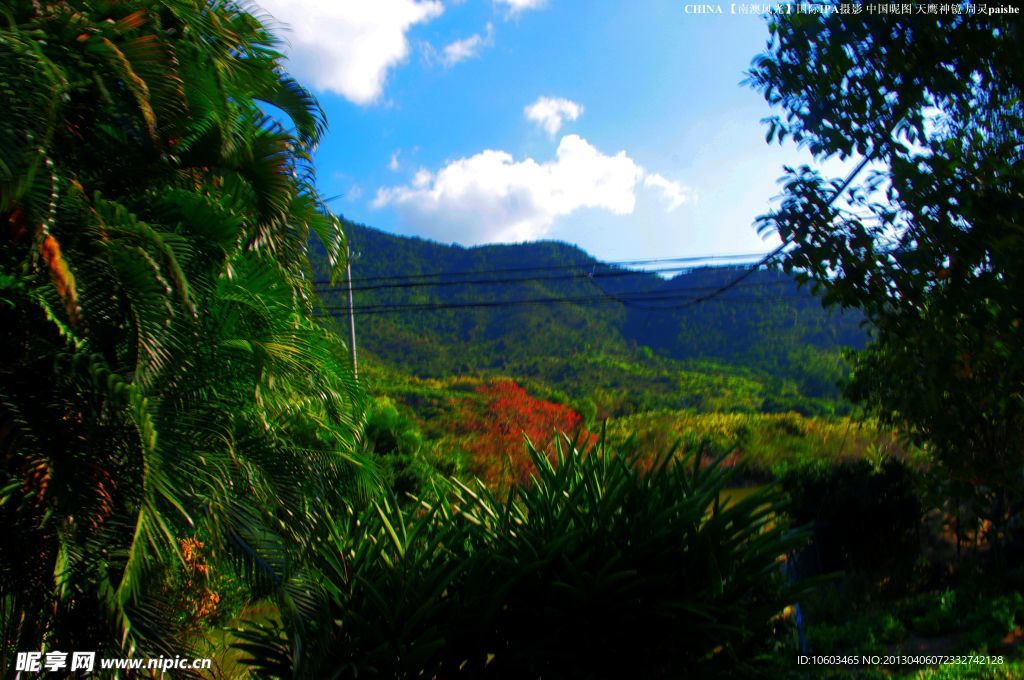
254, 0, 846, 264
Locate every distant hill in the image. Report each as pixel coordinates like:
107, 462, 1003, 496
314, 221, 868, 417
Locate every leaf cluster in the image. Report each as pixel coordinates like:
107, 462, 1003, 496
236, 438, 809, 678
0, 0, 365, 666
748, 5, 1024, 507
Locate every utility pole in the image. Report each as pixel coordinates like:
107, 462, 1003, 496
346, 241, 358, 380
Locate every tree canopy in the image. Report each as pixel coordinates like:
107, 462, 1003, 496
749, 8, 1024, 508
0, 0, 364, 662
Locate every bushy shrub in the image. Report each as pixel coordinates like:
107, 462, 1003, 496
235, 438, 809, 678
460, 379, 593, 487
784, 460, 922, 579
362, 398, 449, 499
964, 592, 1024, 644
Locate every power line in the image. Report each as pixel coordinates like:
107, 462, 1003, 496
314, 260, 765, 295
671, 109, 905, 309
321, 111, 900, 323
319, 144, 885, 320
320, 294, 806, 317
316, 280, 803, 317
671, 153, 877, 310
312, 251, 770, 286
582, 263, 777, 311
677, 110, 910, 310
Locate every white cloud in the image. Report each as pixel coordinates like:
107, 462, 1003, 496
374, 135, 645, 244
389, 151, 401, 171
411, 168, 433, 187
439, 23, 494, 67
524, 97, 584, 137
496, 0, 547, 14
643, 173, 693, 212
256, 0, 443, 105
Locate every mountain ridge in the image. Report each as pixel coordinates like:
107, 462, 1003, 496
315, 220, 867, 416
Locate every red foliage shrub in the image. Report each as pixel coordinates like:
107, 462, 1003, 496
462, 380, 592, 487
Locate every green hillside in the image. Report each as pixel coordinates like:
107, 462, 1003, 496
315, 221, 867, 416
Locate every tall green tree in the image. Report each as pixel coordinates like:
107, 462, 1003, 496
748, 8, 1024, 525
0, 0, 366, 664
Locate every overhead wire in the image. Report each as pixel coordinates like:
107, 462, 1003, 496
316, 279, 803, 317
313, 251, 770, 286
315, 260, 765, 294
645, 109, 907, 312
318, 138, 889, 318
667, 153, 877, 310
319, 106, 905, 322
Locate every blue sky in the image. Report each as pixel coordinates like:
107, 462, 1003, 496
254, 0, 833, 264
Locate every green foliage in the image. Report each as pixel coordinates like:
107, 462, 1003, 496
803, 583, 1024, 675
907, 590, 961, 637
323, 221, 865, 416
904, 588, 1023, 643
976, 592, 1024, 641
749, 4, 1024, 518
807, 615, 904, 657
234, 438, 809, 678
802, 579, 1024, 674
785, 460, 922, 578
902, 661, 1024, 680
0, 0, 364, 665
360, 367, 904, 490
362, 398, 450, 500
606, 410, 905, 479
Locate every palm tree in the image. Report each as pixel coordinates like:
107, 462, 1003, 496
0, 0, 368, 666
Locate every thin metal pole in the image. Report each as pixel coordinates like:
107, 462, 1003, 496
346, 241, 358, 380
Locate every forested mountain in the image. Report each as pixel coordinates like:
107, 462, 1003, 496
314, 221, 867, 415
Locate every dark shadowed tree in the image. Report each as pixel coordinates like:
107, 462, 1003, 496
748, 6, 1024, 534
0, 0, 366, 666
